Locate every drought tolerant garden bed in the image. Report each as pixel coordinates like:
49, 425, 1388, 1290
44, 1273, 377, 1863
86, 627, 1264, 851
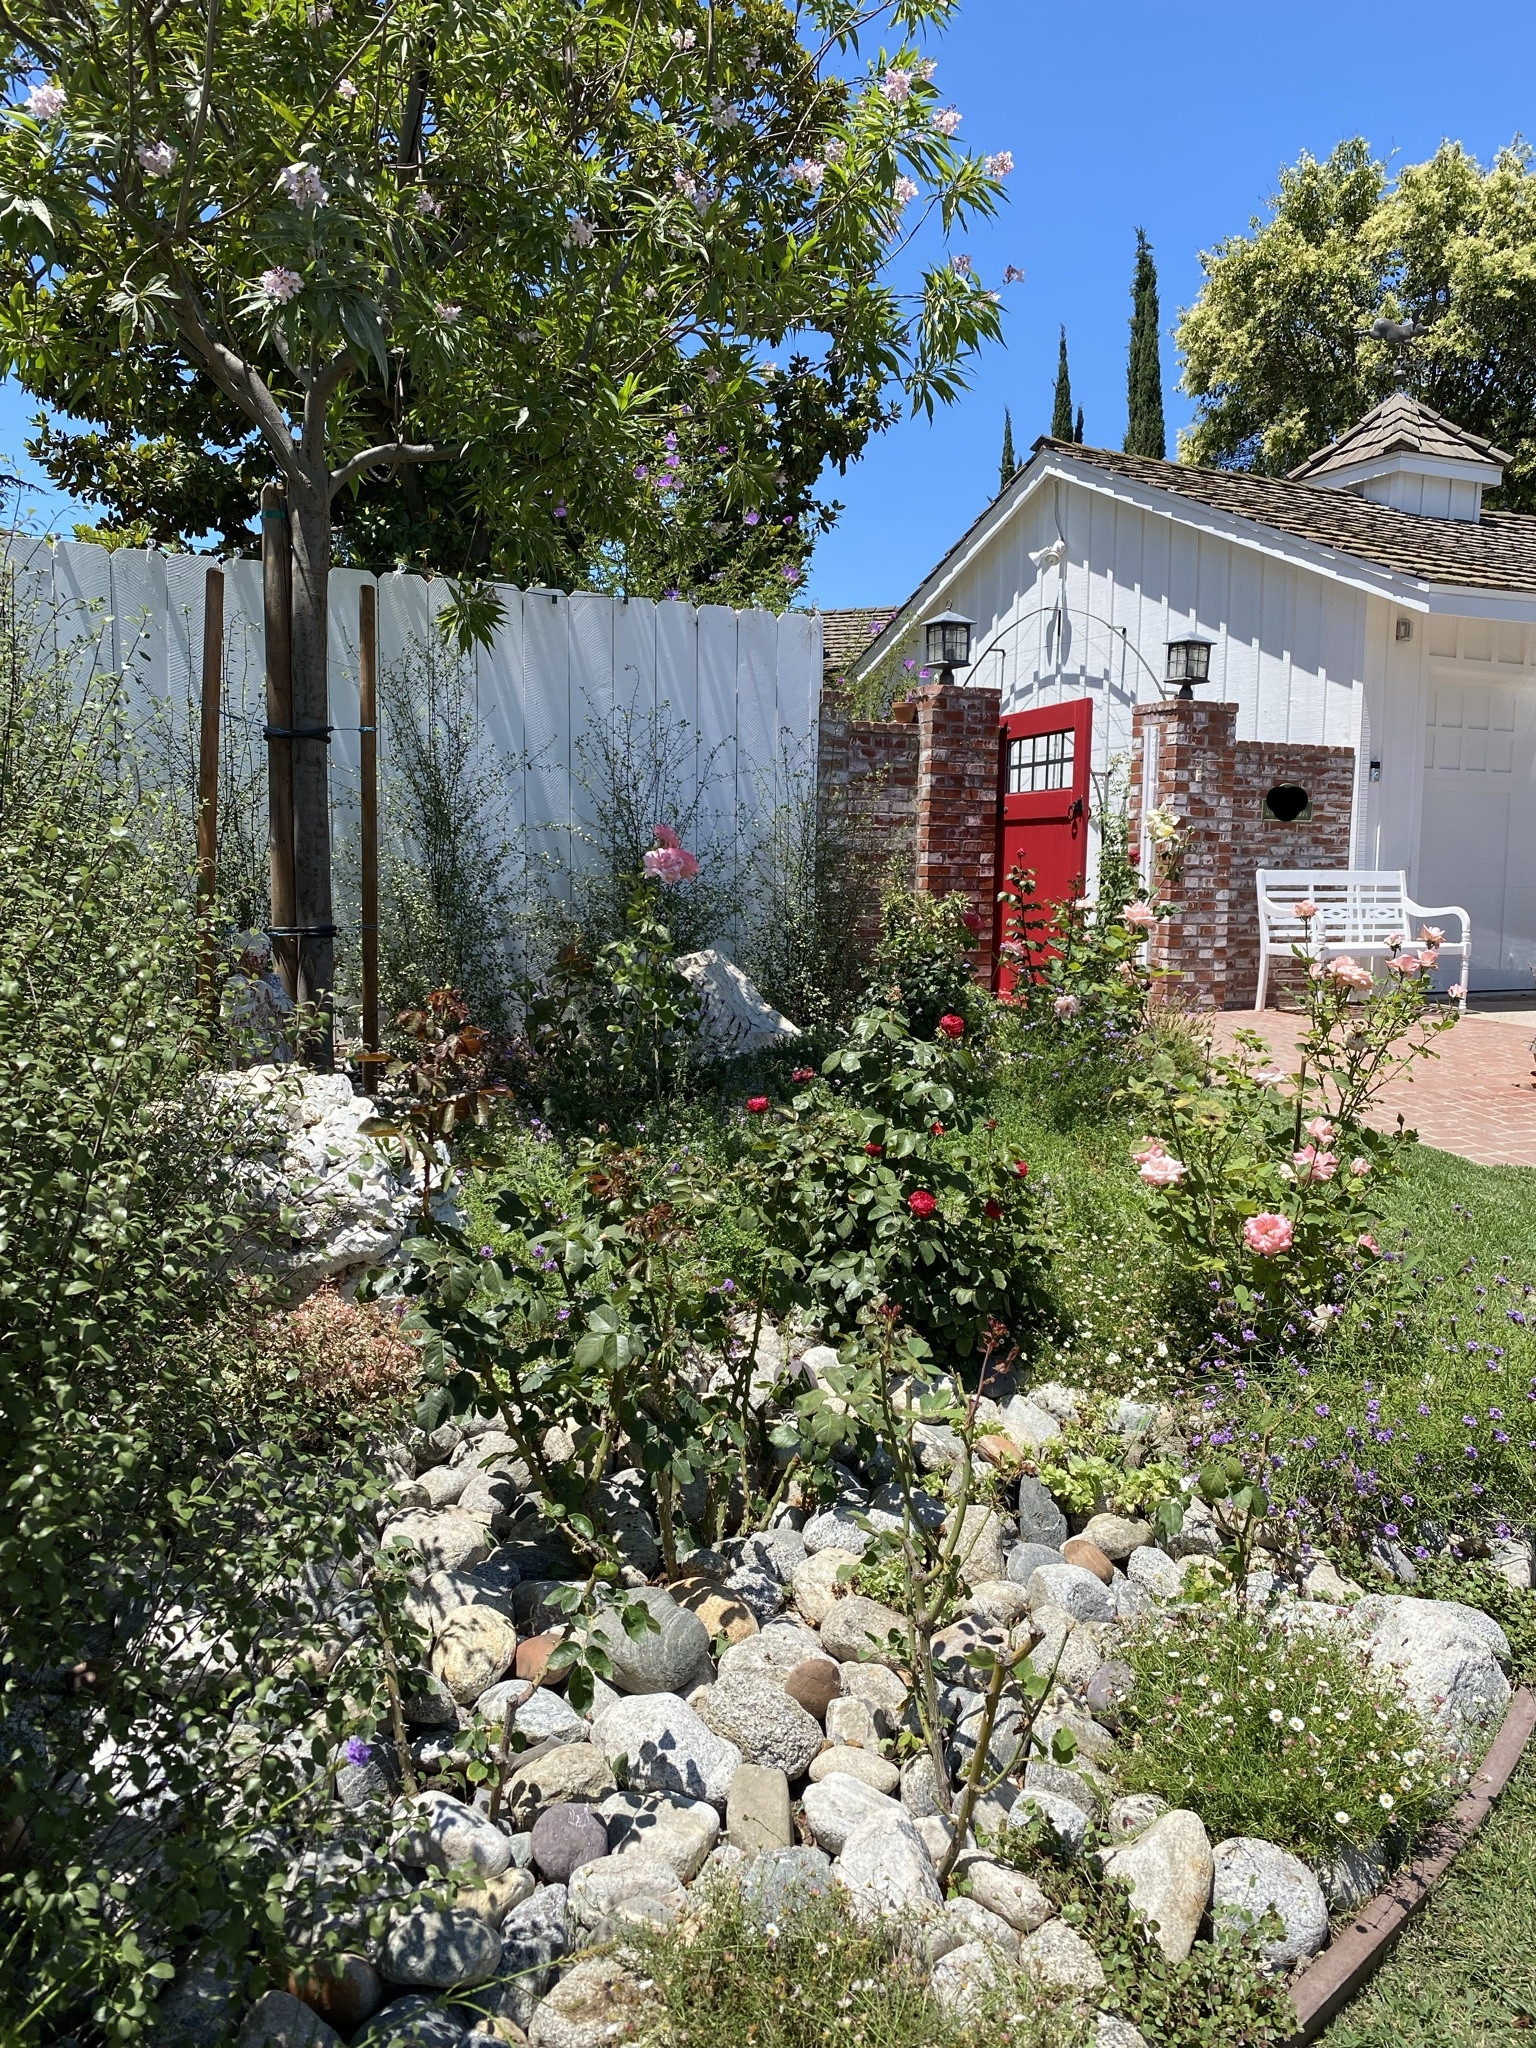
4, 658, 1534, 2048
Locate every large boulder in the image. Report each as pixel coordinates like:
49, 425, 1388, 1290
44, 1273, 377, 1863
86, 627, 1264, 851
588, 1692, 742, 1804
1348, 1595, 1511, 1748
1099, 1809, 1213, 1962
1211, 1837, 1329, 1967
380, 1907, 502, 1990
673, 948, 801, 1053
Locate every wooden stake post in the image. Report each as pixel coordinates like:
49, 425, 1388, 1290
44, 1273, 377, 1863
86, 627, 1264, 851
194, 565, 225, 1015
359, 583, 380, 1058
261, 481, 298, 1002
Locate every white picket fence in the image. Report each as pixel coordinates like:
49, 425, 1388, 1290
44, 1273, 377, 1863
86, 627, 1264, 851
9, 538, 823, 889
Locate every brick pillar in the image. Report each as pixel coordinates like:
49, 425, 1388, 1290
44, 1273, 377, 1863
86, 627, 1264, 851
914, 679, 1002, 982
1130, 698, 1238, 1010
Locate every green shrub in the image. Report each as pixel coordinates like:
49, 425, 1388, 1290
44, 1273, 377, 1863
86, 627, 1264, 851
868, 887, 982, 1039
988, 1816, 1290, 2048
632, 1882, 1085, 2048
1115, 1601, 1460, 1862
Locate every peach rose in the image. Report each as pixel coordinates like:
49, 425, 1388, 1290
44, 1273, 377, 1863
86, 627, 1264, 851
1244, 1212, 1294, 1257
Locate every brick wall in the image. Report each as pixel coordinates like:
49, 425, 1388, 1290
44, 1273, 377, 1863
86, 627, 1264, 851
817, 679, 1001, 979
1129, 698, 1355, 1009
915, 680, 1003, 981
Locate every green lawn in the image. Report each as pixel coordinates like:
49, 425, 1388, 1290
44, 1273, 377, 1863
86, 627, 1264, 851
1323, 1748, 1536, 2046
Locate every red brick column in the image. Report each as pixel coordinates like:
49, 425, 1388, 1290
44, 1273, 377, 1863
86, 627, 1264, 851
914, 680, 1003, 982
1130, 699, 1238, 1009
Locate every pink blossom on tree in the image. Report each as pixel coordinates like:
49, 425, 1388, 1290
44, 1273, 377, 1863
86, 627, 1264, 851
280, 161, 327, 207
881, 67, 914, 104
260, 265, 303, 303
136, 139, 178, 175
932, 107, 962, 136
24, 83, 65, 119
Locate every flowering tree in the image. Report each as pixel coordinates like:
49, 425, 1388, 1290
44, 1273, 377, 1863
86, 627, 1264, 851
0, 0, 1013, 1021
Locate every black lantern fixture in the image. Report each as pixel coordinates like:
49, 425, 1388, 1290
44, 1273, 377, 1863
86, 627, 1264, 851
1165, 636, 1213, 700
924, 609, 973, 682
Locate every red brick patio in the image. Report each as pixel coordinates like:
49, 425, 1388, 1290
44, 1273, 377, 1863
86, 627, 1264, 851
1206, 1007, 1536, 1170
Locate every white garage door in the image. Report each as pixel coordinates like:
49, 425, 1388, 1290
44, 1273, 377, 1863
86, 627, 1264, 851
1418, 676, 1536, 990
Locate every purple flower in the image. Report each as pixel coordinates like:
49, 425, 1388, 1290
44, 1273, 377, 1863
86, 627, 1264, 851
479, 1244, 493, 1258
344, 1737, 372, 1766
722, 1279, 735, 1293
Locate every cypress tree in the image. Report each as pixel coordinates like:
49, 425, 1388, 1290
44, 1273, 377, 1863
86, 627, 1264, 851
1125, 227, 1166, 458
1074, 404, 1085, 444
999, 407, 1017, 492
1051, 327, 1074, 440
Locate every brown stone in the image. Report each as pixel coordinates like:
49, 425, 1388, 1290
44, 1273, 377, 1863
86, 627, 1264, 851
287, 1956, 383, 2034
515, 1631, 563, 1683
977, 1432, 1024, 1468
781, 1656, 843, 1722
1061, 1538, 1114, 1585
670, 1575, 759, 1645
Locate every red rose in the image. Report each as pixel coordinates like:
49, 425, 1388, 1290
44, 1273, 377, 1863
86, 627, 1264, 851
961, 910, 982, 934
937, 1013, 966, 1039
907, 1189, 937, 1218
983, 1199, 1002, 1220
930, 1122, 945, 1136
864, 1141, 884, 1156
745, 1096, 770, 1114
1014, 1160, 1029, 1178
792, 1066, 815, 1082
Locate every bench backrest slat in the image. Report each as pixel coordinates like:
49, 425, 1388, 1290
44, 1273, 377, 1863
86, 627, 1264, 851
1257, 868, 1410, 946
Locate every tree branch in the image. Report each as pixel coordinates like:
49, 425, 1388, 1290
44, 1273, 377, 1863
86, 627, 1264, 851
166, 284, 298, 482
330, 440, 450, 492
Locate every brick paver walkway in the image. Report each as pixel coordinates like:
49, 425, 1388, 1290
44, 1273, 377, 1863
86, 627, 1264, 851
1207, 1007, 1536, 1170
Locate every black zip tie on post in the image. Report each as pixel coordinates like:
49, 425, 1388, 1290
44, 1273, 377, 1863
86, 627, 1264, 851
266, 923, 337, 939
263, 723, 334, 743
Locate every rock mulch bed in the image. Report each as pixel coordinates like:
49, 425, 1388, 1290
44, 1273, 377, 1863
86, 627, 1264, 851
214, 1371, 1518, 2048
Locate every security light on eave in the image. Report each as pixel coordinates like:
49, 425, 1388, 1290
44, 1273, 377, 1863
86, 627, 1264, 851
924, 610, 973, 671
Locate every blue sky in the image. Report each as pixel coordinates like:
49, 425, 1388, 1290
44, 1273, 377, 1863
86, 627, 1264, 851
803, 0, 1536, 611
4, 0, 1535, 587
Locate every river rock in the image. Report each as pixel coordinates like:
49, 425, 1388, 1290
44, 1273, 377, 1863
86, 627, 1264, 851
998, 1398, 1061, 1452
526, 1954, 659, 2048
944, 1896, 1021, 1959
1085, 1660, 1136, 1725
791, 1549, 860, 1625
719, 1621, 824, 1682
727, 1762, 794, 1853
603, 1791, 720, 1880
834, 1812, 943, 1924
808, 1748, 899, 1795
236, 1991, 344, 2048
741, 1845, 834, 1923
590, 1589, 713, 1696
476, 1682, 585, 1746
381, 1907, 502, 1990
674, 947, 801, 1054
1100, 1809, 1212, 1961
1349, 1594, 1511, 1747
483, 1887, 570, 2027
1017, 1919, 1105, 1993
782, 1656, 842, 1720
818, 1594, 905, 1665
954, 1854, 1053, 1933
694, 1674, 824, 1777
801, 1771, 902, 1854
803, 1509, 873, 1557
1017, 1477, 1069, 1548
1211, 1836, 1329, 1967
839, 1663, 908, 1733
1081, 1514, 1153, 1561
399, 1791, 513, 1880
670, 1576, 759, 1645
352, 1996, 464, 2048
930, 1940, 1000, 2014
1060, 1538, 1114, 1585
568, 1854, 686, 1930
1007, 1541, 1065, 1586
529, 1803, 609, 1884
1106, 1793, 1167, 1841
589, 1693, 742, 1804
386, 1510, 493, 1575
501, 1743, 616, 1827
959, 1579, 1033, 1630
455, 1867, 537, 1930
946, 1506, 1009, 1589
1125, 1546, 1182, 1601
1025, 1563, 1116, 1623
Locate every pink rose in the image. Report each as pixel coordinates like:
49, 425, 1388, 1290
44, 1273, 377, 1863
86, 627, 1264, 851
653, 822, 682, 849
643, 844, 698, 883
1358, 1232, 1381, 1255
1123, 900, 1157, 930
1053, 992, 1081, 1018
1292, 1145, 1337, 1183
1386, 952, 1420, 976
1350, 1156, 1371, 1176
1448, 983, 1466, 1000
1139, 1151, 1187, 1188
1321, 955, 1374, 991
1293, 899, 1319, 920
1420, 925, 1444, 946
1244, 1212, 1294, 1257
1418, 948, 1439, 968
1131, 1138, 1165, 1166
1304, 1117, 1336, 1143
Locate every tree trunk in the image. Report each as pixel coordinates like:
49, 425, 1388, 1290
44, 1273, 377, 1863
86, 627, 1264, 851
288, 477, 336, 1060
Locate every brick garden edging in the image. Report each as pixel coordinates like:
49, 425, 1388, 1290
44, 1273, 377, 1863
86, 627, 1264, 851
1287, 1684, 1536, 2041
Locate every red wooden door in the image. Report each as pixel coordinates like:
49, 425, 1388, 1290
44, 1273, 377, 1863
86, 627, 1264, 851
994, 697, 1093, 991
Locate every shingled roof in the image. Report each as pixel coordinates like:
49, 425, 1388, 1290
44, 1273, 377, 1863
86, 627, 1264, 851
818, 605, 900, 676
1288, 391, 1511, 481
1042, 438, 1536, 592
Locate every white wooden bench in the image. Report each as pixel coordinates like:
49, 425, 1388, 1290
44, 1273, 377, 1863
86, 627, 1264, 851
1255, 868, 1471, 1012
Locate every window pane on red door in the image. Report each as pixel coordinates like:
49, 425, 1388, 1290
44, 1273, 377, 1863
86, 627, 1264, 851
1006, 727, 1075, 793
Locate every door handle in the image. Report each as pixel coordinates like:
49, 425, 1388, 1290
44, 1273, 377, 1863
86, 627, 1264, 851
1068, 797, 1084, 820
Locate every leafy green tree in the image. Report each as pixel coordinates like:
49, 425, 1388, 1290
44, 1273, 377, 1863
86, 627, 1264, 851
999, 403, 1016, 490
1050, 324, 1073, 438
0, 0, 1012, 1022
1124, 225, 1165, 458
1178, 138, 1536, 505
